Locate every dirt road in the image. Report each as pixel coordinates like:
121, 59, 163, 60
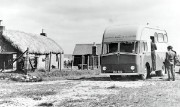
1, 69, 180, 107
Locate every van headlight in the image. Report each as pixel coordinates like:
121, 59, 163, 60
130, 66, 135, 70
103, 66, 107, 71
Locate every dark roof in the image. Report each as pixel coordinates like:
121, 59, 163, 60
73, 44, 101, 55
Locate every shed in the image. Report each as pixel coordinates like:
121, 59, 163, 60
72, 43, 101, 69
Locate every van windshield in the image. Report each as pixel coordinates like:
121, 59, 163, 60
120, 41, 136, 53
108, 43, 118, 53
102, 41, 138, 54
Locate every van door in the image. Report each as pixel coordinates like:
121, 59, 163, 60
139, 41, 148, 73
139, 41, 152, 79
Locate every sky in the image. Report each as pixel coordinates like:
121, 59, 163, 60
0, 0, 180, 54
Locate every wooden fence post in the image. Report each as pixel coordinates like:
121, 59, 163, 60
92, 56, 94, 70
87, 55, 89, 70
81, 55, 84, 70
98, 55, 100, 68
24, 48, 29, 75
60, 53, 62, 71
49, 52, 52, 72
71, 55, 74, 71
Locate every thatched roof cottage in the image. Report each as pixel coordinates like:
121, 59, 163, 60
0, 24, 64, 72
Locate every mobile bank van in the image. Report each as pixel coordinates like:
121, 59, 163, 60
101, 25, 168, 79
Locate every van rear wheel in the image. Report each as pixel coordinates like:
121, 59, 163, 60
156, 65, 165, 76
155, 70, 165, 76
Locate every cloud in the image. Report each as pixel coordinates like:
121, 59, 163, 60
1, 0, 180, 54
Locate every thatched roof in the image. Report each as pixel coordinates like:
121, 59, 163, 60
2, 30, 64, 54
73, 44, 101, 55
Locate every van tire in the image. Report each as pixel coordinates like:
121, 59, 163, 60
141, 64, 150, 80
141, 68, 147, 80
141, 73, 147, 80
147, 64, 151, 78
156, 65, 165, 76
155, 70, 164, 76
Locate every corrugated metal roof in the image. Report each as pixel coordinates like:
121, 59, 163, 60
73, 44, 101, 55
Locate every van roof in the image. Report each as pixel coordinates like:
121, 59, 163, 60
103, 25, 165, 42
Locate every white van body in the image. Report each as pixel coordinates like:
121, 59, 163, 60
101, 25, 168, 79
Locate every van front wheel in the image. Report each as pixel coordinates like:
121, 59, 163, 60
141, 66, 148, 80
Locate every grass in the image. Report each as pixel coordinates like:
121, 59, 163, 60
0, 73, 12, 80
0, 68, 100, 82
29, 69, 100, 81
21, 90, 57, 97
1, 90, 57, 100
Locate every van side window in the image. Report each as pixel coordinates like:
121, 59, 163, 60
134, 41, 139, 54
154, 32, 158, 42
140, 42, 147, 53
108, 43, 118, 53
144, 42, 148, 52
156, 33, 167, 43
141, 42, 144, 53
164, 34, 168, 42
157, 33, 164, 42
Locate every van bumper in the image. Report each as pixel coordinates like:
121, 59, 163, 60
100, 73, 140, 76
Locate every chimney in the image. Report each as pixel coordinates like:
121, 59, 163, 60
40, 29, 47, 36
92, 42, 97, 56
0, 20, 5, 34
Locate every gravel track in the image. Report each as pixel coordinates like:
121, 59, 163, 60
1, 68, 180, 107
